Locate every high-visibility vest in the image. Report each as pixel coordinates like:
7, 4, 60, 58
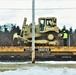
63, 33, 68, 39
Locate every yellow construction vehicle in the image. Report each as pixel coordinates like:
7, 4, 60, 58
0, 17, 75, 61
13, 17, 62, 46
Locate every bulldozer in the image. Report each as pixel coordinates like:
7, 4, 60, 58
13, 17, 62, 46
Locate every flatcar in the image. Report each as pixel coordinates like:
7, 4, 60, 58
0, 17, 75, 61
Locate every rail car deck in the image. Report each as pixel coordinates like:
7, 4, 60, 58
0, 46, 76, 61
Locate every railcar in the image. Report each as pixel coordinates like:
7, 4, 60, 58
0, 17, 75, 61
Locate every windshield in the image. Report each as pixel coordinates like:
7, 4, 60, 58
40, 19, 45, 31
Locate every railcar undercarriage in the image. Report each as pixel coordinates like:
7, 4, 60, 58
0, 46, 76, 61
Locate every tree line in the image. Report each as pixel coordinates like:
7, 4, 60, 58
0, 23, 21, 46
0, 24, 76, 46
60, 25, 76, 46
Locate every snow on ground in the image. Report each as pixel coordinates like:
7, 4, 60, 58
0, 61, 76, 64
0, 66, 76, 75
36, 61, 76, 64
0, 61, 76, 75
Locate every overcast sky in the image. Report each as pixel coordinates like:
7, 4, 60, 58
0, 0, 76, 30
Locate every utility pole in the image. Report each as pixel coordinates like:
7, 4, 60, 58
32, 0, 35, 63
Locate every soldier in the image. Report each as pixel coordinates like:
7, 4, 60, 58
62, 30, 68, 46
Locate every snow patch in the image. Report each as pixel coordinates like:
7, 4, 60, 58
0, 66, 76, 75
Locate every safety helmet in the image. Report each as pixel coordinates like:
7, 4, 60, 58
63, 30, 65, 32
